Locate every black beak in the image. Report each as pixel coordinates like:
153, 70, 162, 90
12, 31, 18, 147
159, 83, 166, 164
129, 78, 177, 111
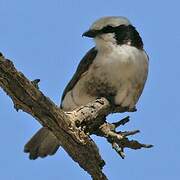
82, 29, 99, 38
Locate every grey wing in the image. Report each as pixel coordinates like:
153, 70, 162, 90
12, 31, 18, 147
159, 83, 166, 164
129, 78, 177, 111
60, 47, 98, 107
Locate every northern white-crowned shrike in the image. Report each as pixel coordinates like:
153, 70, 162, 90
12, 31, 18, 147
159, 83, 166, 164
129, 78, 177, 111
24, 16, 149, 159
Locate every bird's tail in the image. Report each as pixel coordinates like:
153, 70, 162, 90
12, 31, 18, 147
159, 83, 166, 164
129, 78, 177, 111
24, 127, 60, 160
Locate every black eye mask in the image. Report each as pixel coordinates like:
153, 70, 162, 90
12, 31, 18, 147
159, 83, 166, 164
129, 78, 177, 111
99, 25, 143, 49
83, 24, 143, 49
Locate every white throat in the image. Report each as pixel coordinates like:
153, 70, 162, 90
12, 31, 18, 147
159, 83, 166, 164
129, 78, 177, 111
94, 33, 117, 52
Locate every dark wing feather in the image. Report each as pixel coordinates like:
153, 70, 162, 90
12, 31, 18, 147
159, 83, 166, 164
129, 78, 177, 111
60, 47, 98, 107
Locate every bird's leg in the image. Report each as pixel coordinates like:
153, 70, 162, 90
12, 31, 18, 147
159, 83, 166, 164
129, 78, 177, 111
105, 95, 116, 106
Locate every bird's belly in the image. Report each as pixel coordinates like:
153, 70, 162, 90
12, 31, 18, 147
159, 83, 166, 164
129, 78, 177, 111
72, 46, 148, 110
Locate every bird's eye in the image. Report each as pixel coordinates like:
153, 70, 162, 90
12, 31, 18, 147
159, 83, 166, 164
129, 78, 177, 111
101, 25, 114, 33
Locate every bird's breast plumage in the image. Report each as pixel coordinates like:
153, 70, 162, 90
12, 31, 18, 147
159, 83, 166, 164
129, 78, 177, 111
62, 45, 148, 111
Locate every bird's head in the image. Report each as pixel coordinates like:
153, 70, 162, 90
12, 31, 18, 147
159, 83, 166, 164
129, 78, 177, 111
83, 16, 143, 50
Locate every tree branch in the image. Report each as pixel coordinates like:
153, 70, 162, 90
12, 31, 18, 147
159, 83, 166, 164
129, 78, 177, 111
0, 53, 152, 180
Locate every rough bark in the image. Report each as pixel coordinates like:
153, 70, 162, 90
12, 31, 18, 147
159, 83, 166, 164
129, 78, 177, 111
0, 53, 152, 180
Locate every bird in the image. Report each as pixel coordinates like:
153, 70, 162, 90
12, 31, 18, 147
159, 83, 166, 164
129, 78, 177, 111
24, 16, 149, 159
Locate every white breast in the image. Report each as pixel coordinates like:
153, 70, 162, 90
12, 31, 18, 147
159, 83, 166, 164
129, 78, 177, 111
93, 45, 148, 109
62, 44, 148, 111
93, 45, 148, 84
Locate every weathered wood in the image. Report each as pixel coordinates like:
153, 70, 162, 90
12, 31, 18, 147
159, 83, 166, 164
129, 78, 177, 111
0, 54, 107, 180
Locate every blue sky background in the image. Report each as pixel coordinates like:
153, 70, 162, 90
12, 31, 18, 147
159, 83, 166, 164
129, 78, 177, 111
0, 0, 180, 179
